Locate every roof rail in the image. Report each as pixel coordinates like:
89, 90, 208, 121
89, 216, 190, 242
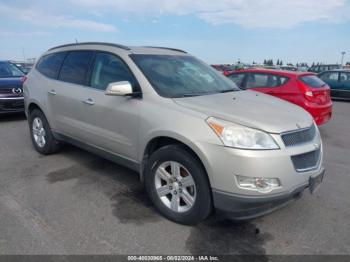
143, 46, 187, 53
48, 42, 131, 51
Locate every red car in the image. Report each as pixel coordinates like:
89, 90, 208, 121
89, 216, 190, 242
226, 69, 332, 125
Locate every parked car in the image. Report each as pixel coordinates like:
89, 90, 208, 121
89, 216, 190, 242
308, 64, 341, 73
280, 66, 298, 71
226, 69, 332, 125
297, 66, 309, 72
318, 70, 350, 100
211, 64, 238, 76
24, 42, 325, 224
9, 62, 31, 75
0, 60, 26, 114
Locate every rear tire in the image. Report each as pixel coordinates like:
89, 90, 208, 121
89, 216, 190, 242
29, 109, 61, 155
145, 145, 212, 225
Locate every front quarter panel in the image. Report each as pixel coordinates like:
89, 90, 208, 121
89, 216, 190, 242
138, 95, 222, 185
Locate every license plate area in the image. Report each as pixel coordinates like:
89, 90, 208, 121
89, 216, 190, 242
309, 170, 325, 194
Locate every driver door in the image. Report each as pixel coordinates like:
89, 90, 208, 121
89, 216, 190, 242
79, 52, 141, 161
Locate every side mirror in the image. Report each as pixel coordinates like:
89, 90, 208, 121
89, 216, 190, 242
105, 81, 133, 96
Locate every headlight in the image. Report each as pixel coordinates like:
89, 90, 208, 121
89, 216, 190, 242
206, 117, 279, 150
236, 175, 281, 193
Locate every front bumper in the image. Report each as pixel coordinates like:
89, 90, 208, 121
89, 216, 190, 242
0, 97, 24, 114
194, 127, 324, 219
213, 168, 325, 220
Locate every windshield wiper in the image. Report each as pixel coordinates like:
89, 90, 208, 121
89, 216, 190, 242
182, 91, 217, 97
181, 89, 236, 97
219, 89, 236, 93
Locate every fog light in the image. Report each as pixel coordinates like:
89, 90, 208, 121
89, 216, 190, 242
235, 175, 281, 193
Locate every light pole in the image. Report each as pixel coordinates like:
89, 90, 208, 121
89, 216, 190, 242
341, 51, 346, 66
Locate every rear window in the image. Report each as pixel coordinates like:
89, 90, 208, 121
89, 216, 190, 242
58, 51, 94, 85
36, 52, 67, 79
300, 75, 326, 88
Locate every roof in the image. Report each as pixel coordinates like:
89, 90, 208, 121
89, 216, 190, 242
229, 68, 314, 77
47, 42, 187, 55
318, 69, 350, 73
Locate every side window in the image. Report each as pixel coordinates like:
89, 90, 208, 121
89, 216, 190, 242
320, 72, 339, 81
279, 76, 289, 85
58, 51, 94, 85
36, 52, 67, 79
319, 66, 327, 72
90, 52, 136, 90
227, 73, 245, 87
340, 73, 350, 82
329, 65, 340, 70
246, 73, 282, 88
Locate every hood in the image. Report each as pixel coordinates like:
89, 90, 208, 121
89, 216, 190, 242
0, 77, 22, 89
173, 90, 313, 133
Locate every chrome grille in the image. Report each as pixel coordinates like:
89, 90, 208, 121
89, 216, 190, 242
281, 124, 316, 147
291, 149, 321, 172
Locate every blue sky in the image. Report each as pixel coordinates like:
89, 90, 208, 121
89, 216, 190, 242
0, 0, 349, 65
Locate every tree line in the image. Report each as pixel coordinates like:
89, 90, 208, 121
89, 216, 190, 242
260, 59, 347, 67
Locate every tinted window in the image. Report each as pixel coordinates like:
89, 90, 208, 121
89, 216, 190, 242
319, 66, 327, 72
91, 52, 137, 90
227, 73, 245, 87
320, 72, 339, 81
59, 51, 94, 85
131, 55, 239, 98
246, 73, 288, 88
36, 52, 66, 79
329, 65, 340, 70
0, 62, 24, 78
340, 72, 350, 82
300, 75, 326, 88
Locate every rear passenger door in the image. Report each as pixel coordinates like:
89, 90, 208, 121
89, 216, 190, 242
245, 73, 283, 96
48, 50, 94, 137
79, 52, 141, 161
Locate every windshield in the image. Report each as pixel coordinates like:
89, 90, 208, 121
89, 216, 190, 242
0, 62, 25, 78
130, 55, 239, 98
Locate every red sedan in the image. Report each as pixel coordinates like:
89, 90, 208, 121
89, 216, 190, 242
226, 69, 332, 125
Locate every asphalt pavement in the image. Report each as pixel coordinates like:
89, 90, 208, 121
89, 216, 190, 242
0, 101, 349, 255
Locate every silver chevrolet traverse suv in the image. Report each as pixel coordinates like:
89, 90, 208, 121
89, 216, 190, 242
24, 42, 325, 224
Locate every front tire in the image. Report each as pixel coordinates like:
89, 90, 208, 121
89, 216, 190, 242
145, 145, 212, 225
29, 109, 61, 155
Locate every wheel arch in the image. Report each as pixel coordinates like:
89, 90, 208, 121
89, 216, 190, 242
28, 102, 44, 115
140, 134, 211, 188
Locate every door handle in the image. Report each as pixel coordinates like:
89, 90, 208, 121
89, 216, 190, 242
83, 98, 95, 105
48, 89, 56, 95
